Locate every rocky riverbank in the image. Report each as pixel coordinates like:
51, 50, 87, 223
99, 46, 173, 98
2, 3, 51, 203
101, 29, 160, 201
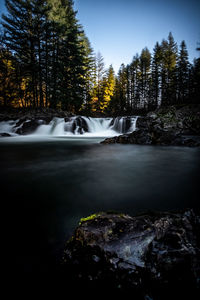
62, 209, 200, 297
102, 104, 200, 146
1, 105, 200, 144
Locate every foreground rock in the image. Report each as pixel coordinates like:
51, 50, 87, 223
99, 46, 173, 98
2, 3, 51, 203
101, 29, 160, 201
102, 105, 200, 146
0, 132, 11, 137
62, 210, 200, 297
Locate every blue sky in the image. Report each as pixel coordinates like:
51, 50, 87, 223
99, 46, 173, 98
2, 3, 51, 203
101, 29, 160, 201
0, 0, 200, 72
74, 0, 200, 72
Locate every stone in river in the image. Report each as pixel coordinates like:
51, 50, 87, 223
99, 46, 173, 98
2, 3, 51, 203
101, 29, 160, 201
61, 210, 200, 298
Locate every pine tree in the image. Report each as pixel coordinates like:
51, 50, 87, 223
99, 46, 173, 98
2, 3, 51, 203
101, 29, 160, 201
47, 0, 87, 112
1, 0, 91, 111
190, 58, 200, 103
124, 64, 131, 112
152, 42, 162, 108
129, 54, 140, 110
139, 47, 151, 109
161, 32, 178, 105
117, 64, 128, 113
2, 0, 37, 106
90, 52, 105, 113
96, 51, 105, 107
79, 33, 96, 113
33, 0, 48, 107
177, 40, 189, 103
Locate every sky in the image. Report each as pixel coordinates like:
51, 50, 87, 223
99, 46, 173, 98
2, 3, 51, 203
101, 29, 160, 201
0, 0, 200, 72
74, 0, 200, 71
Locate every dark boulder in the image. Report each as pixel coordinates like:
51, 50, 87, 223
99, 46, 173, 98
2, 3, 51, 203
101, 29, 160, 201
62, 210, 200, 298
72, 116, 89, 134
136, 116, 150, 130
15, 119, 44, 135
102, 129, 152, 145
102, 105, 200, 147
0, 132, 11, 137
102, 129, 200, 146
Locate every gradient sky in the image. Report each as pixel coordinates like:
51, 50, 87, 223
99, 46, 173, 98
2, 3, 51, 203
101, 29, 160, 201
74, 0, 200, 72
0, 0, 200, 72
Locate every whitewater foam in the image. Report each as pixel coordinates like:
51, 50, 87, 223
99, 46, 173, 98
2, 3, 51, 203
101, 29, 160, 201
0, 116, 138, 138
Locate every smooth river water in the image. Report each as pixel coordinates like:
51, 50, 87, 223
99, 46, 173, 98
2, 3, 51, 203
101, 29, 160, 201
0, 136, 200, 277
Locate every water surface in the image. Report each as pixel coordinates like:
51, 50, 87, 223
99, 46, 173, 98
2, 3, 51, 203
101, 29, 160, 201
0, 136, 199, 274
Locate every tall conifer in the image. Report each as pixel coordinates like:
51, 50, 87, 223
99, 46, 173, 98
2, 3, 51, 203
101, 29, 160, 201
177, 40, 189, 103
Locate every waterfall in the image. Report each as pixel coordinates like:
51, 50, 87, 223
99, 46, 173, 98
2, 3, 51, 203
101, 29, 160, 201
82, 117, 114, 136
33, 118, 65, 136
111, 116, 138, 133
0, 116, 138, 137
0, 119, 21, 136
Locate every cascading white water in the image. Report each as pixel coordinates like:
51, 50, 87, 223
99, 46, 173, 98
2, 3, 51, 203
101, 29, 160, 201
81, 117, 115, 136
0, 116, 138, 137
0, 119, 22, 136
128, 117, 138, 132
110, 116, 138, 134
83, 117, 111, 133
0, 120, 17, 134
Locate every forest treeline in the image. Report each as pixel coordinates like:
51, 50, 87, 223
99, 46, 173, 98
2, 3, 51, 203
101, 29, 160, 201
0, 0, 200, 115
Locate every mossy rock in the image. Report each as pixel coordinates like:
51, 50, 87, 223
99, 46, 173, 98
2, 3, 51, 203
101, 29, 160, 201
61, 210, 200, 297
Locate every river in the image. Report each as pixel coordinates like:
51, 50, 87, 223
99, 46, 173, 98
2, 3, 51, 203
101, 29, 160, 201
0, 130, 200, 277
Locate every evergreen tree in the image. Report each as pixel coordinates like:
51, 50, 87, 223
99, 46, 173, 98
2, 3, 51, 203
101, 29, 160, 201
96, 51, 105, 107
177, 40, 189, 103
2, 0, 37, 106
190, 58, 200, 103
90, 52, 105, 113
1, 10, 199, 115
124, 64, 132, 112
33, 0, 48, 107
117, 64, 128, 113
79, 33, 96, 113
151, 42, 162, 108
139, 47, 151, 109
161, 33, 178, 105
1, 0, 91, 111
129, 54, 140, 110
47, 0, 87, 112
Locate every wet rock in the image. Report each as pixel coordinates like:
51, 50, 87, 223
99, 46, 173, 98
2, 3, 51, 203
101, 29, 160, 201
102, 130, 200, 146
62, 210, 200, 298
102, 129, 152, 145
72, 116, 89, 134
102, 105, 200, 147
0, 132, 11, 137
15, 119, 44, 135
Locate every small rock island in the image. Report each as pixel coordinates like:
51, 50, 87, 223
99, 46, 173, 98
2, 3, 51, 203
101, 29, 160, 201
62, 210, 200, 298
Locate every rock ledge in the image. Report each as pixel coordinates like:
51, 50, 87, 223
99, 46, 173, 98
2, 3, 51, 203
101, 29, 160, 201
101, 105, 200, 147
